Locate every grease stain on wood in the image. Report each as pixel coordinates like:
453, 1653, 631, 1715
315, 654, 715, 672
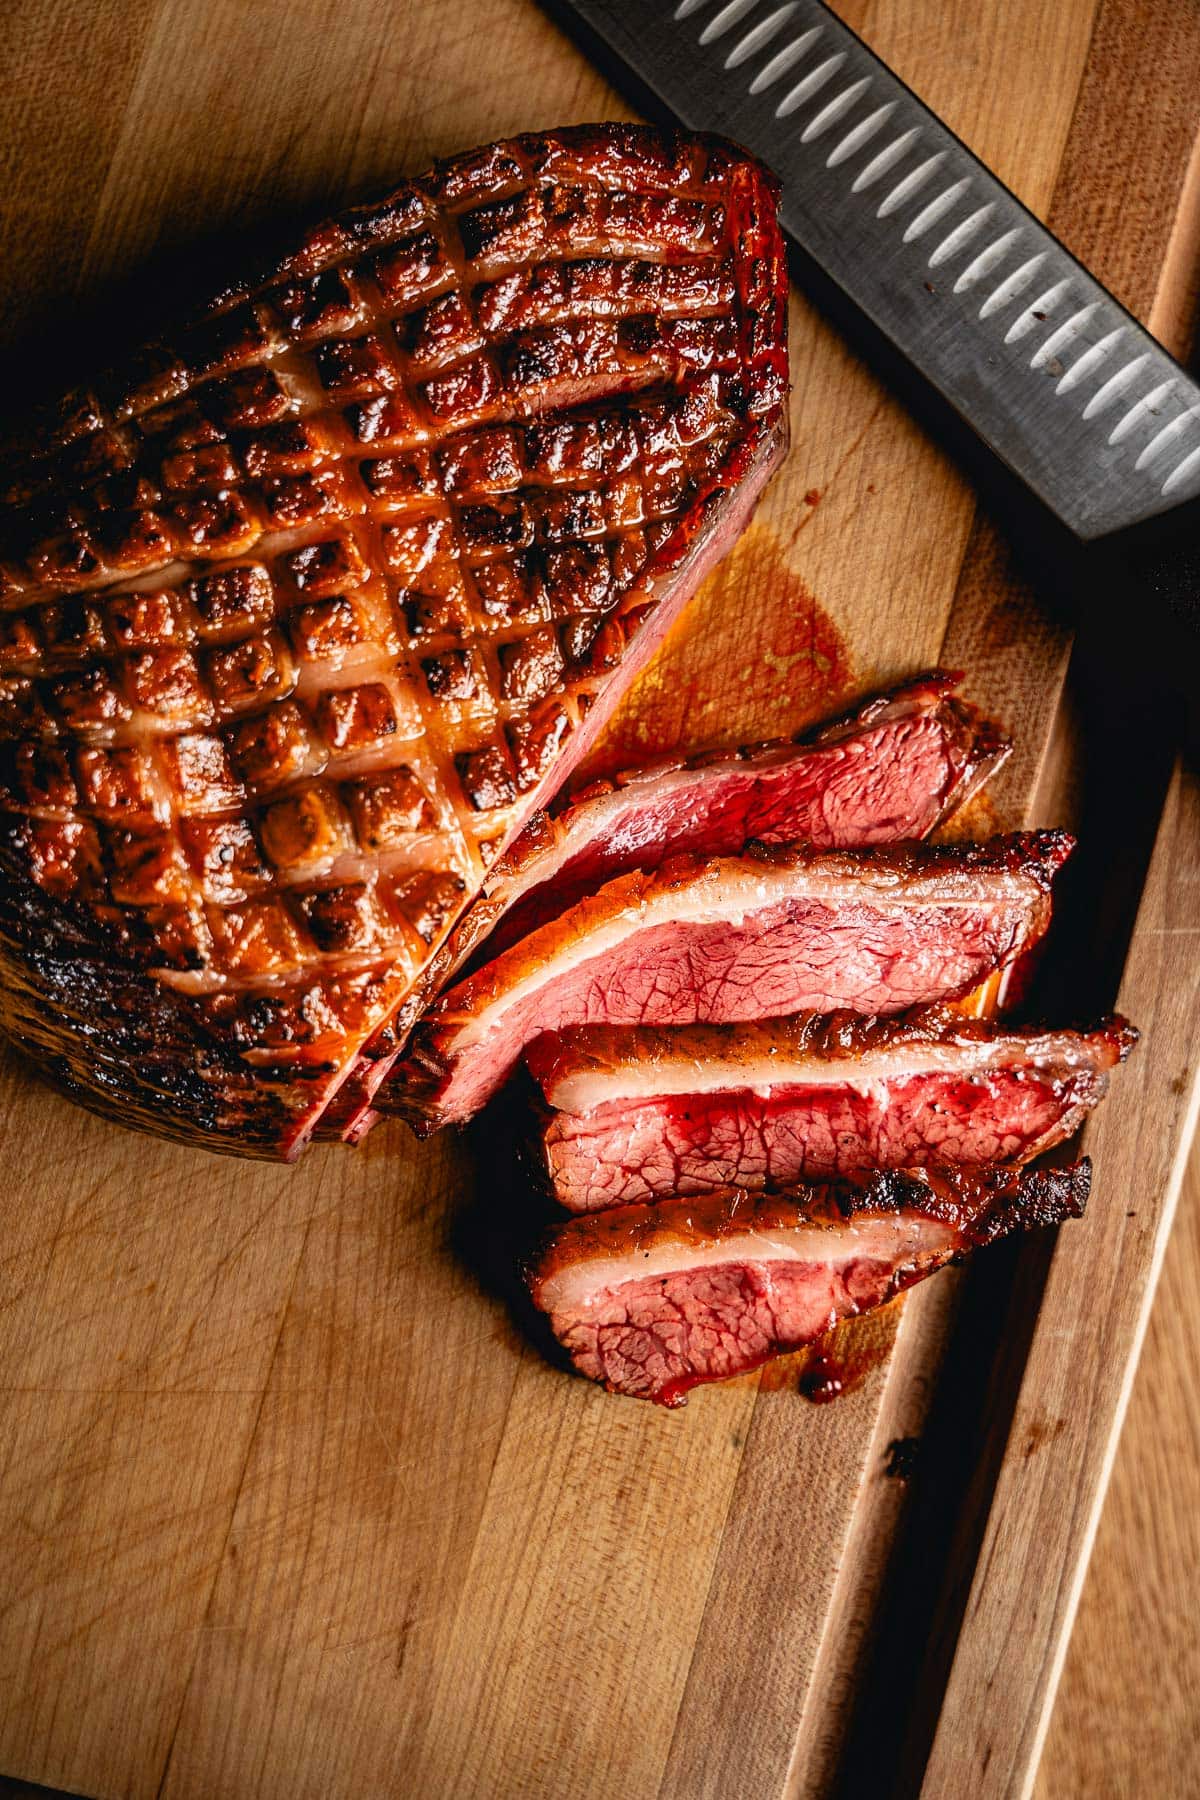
754, 1306, 897, 1403
797, 1327, 890, 1407
1022, 1416, 1067, 1459
583, 522, 854, 779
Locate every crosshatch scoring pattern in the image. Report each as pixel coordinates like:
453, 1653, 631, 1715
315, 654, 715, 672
0, 125, 788, 1152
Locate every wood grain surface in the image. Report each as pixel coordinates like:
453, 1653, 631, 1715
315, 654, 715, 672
1036, 1134, 1200, 1800
0, 4, 1196, 1799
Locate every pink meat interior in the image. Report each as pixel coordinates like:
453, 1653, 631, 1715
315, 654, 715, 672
544, 1068, 1089, 1210
554, 1252, 916, 1406
483, 708, 968, 960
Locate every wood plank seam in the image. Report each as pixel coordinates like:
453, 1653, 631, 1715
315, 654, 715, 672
920, 766, 1200, 1798
1022, 909, 1200, 1795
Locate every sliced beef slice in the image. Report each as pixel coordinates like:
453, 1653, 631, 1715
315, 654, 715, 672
528, 1162, 1091, 1404
530, 1008, 1136, 1209
389, 831, 1073, 1130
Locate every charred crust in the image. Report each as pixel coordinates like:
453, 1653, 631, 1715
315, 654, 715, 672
729, 830, 1075, 889
835, 1160, 1092, 1235
0, 830, 289, 1155
526, 1005, 1139, 1096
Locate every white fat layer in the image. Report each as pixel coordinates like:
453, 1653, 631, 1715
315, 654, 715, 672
547, 1033, 1081, 1114
445, 861, 1025, 1050
538, 1211, 957, 1315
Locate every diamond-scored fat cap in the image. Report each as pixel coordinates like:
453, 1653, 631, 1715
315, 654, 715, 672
0, 125, 788, 1153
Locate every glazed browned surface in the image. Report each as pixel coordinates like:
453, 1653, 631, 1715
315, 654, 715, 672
0, 123, 788, 1155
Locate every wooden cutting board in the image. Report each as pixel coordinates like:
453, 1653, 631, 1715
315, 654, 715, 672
1, 3, 1198, 1797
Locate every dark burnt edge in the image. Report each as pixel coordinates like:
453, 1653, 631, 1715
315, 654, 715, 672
931, 696, 1012, 827
528, 1007, 1140, 1099
734, 827, 1077, 888
841, 1160, 1092, 1240
376, 1024, 447, 1141
523, 1159, 1092, 1298
0, 825, 287, 1159
801, 672, 1014, 832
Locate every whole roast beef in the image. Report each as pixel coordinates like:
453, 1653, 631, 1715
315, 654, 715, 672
0, 125, 788, 1155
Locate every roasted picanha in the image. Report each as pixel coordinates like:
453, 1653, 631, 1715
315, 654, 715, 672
530, 1008, 1136, 1209
527, 1161, 1092, 1404
0, 125, 789, 1155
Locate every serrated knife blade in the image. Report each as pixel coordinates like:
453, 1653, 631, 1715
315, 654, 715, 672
555, 0, 1200, 543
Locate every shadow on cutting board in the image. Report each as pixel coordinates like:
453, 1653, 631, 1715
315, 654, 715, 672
0, 1779, 89, 1798
447, 1081, 577, 1380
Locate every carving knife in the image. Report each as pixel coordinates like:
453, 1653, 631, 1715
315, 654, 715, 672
552, 0, 1200, 628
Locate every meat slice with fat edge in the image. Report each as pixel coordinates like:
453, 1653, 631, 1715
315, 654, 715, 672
527, 1161, 1092, 1405
466, 669, 1010, 965
329, 668, 1010, 1137
0, 124, 788, 1156
530, 1008, 1137, 1210
388, 830, 1074, 1132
